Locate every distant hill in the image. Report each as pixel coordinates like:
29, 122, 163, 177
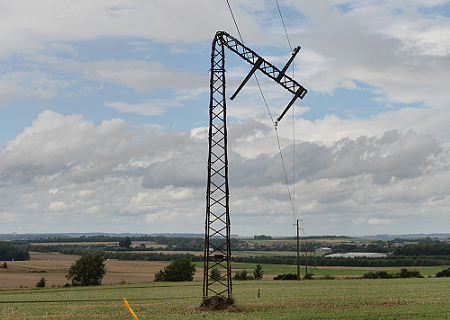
363, 233, 450, 240
1, 232, 449, 241
0, 232, 208, 241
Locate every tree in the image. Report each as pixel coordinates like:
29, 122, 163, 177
65, 254, 106, 286
154, 258, 196, 282
436, 268, 450, 277
119, 237, 132, 249
211, 268, 222, 281
0, 242, 30, 261
36, 277, 46, 287
253, 264, 264, 280
233, 269, 253, 280
274, 273, 297, 280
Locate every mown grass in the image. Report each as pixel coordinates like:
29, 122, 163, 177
1, 277, 449, 319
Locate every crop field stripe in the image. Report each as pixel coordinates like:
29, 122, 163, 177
0, 296, 199, 303
0, 291, 254, 304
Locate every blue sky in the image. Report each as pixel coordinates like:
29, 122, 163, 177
1, 0, 450, 237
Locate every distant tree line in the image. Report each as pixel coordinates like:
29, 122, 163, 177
393, 243, 450, 256
233, 255, 450, 267
26, 244, 104, 256
102, 251, 203, 262
254, 235, 272, 240
0, 242, 30, 261
25, 235, 157, 243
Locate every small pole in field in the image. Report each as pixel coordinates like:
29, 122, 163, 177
296, 219, 300, 281
305, 241, 308, 276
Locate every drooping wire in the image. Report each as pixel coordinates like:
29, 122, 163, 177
225, 0, 296, 218
275, 0, 293, 51
226, 0, 243, 43
275, 0, 297, 224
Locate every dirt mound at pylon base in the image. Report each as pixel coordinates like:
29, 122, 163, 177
200, 296, 247, 312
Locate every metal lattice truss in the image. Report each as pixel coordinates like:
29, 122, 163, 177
203, 31, 307, 303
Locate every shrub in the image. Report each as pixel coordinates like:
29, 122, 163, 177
398, 268, 423, 278
210, 268, 222, 281
363, 271, 377, 279
320, 274, 336, 280
154, 258, 196, 282
436, 268, 450, 277
376, 271, 393, 279
363, 271, 393, 279
36, 278, 46, 288
65, 254, 106, 286
303, 273, 314, 280
274, 273, 298, 280
233, 269, 253, 280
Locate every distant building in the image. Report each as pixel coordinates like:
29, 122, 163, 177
315, 247, 332, 253
325, 252, 387, 258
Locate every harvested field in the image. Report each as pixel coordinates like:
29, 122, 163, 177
0, 253, 191, 288
0, 253, 442, 289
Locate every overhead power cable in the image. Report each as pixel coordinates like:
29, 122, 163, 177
275, 0, 293, 51
274, 0, 297, 223
225, 0, 297, 218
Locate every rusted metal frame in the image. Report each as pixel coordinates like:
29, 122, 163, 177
204, 34, 232, 302
204, 31, 308, 304
209, 216, 227, 229
208, 225, 227, 239
217, 31, 307, 100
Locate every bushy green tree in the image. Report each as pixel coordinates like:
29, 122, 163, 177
233, 269, 253, 280
435, 268, 450, 277
36, 277, 46, 287
398, 268, 423, 278
119, 237, 132, 249
253, 264, 264, 280
65, 254, 106, 286
0, 242, 30, 261
154, 258, 196, 282
210, 268, 222, 281
274, 273, 297, 280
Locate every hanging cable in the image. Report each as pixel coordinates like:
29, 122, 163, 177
226, 0, 244, 43
275, 0, 293, 51
274, 0, 297, 223
225, 0, 296, 218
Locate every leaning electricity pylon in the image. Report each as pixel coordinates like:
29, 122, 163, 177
202, 31, 307, 306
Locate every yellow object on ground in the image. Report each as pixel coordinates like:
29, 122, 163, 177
123, 298, 139, 320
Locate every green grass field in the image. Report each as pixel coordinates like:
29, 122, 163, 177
194, 262, 445, 277
1, 277, 450, 319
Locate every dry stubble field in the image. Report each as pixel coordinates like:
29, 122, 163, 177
0, 253, 194, 288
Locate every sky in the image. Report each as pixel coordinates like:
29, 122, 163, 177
1, 0, 450, 237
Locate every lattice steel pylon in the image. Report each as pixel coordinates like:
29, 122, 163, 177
202, 31, 307, 306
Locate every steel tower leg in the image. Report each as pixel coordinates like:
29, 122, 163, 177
202, 31, 307, 306
202, 34, 234, 306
